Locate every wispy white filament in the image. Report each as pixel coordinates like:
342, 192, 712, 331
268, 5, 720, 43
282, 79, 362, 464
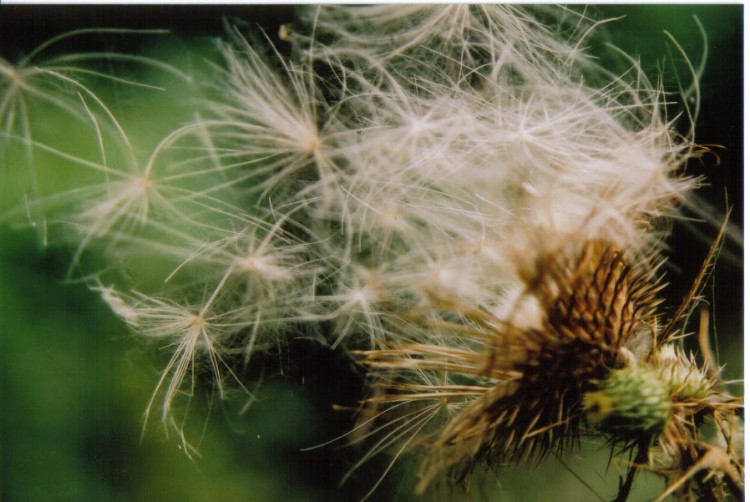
4, 6, 701, 440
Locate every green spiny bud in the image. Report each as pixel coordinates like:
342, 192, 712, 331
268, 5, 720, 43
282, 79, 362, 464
584, 366, 671, 439
653, 344, 712, 400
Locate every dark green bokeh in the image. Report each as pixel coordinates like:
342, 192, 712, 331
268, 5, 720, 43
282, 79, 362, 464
0, 5, 742, 501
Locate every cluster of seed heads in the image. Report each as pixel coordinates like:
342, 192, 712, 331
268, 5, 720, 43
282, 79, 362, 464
1, 6, 742, 500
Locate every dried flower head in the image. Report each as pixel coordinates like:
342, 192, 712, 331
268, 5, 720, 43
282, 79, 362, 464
355, 234, 741, 499
356, 240, 664, 488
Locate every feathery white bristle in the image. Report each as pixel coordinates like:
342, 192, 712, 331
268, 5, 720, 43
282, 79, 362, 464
5, 7, 704, 442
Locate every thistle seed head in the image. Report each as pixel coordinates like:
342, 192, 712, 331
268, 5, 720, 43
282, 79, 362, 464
358, 239, 666, 492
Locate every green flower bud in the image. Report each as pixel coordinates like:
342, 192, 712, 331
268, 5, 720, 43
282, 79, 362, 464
653, 344, 712, 400
584, 366, 671, 439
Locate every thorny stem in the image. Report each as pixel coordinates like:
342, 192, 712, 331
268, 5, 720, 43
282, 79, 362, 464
612, 439, 649, 502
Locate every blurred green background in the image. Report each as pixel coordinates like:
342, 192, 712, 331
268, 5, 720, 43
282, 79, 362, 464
0, 5, 742, 501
